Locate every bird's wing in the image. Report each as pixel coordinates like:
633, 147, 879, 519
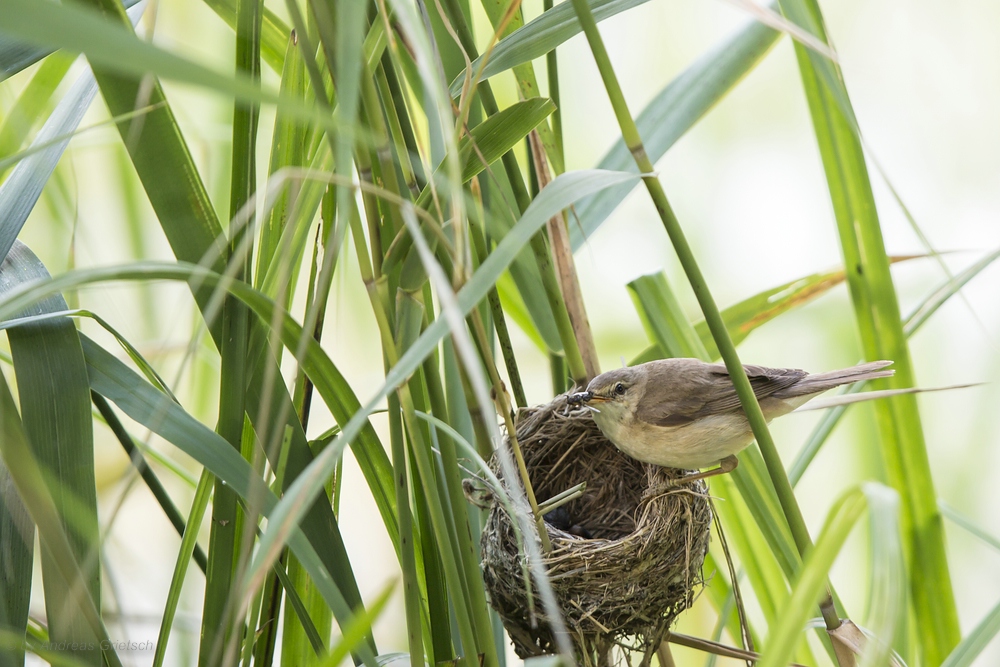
635, 361, 807, 427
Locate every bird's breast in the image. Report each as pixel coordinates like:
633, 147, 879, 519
605, 414, 755, 470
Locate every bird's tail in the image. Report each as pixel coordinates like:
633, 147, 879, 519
775, 360, 895, 397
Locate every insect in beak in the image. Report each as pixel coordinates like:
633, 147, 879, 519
568, 391, 593, 405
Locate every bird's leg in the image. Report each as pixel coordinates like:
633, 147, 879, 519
674, 455, 739, 485
645, 457, 741, 497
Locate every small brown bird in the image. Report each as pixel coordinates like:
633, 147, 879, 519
574, 358, 894, 482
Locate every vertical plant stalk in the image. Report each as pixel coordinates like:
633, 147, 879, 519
528, 129, 600, 381
201, 0, 261, 663
473, 0, 563, 174
567, 0, 844, 639
467, 311, 551, 552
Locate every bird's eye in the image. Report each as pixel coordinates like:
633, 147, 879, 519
614, 382, 626, 396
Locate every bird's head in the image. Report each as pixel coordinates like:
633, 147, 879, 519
570, 367, 644, 428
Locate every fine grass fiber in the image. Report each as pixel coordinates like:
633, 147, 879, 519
480, 392, 712, 662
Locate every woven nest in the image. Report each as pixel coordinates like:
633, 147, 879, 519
479, 391, 713, 662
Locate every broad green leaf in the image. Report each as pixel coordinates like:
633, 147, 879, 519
627, 271, 708, 359
255, 31, 309, 292
0, 371, 120, 667
0, 0, 140, 79
0, 52, 74, 170
200, 0, 290, 74
0, 71, 97, 260
458, 98, 556, 185
570, 13, 781, 248
779, 1, 960, 659
0, 457, 32, 666
0, 243, 102, 665
450, 0, 653, 98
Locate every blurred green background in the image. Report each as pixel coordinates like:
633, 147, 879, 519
4, 0, 999, 664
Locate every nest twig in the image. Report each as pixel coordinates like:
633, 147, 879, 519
480, 392, 713, 662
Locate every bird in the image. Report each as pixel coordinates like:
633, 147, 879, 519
571, 358, 894, 482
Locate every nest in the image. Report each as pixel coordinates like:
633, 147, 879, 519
479, 392, 713, 662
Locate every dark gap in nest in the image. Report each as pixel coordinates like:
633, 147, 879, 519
519, 396, 649, 541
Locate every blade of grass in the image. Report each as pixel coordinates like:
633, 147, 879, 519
0, 456, 32, 666
92, 392, 208, 573
200, 0, 262, 659
152, 469, 212, 667
758, 484, 903, 667
451, 0, 654, 98
939, 596, 1000, 667
255, 31, 309, 295
778, 1, 960, 658
939, 500, 1000, 554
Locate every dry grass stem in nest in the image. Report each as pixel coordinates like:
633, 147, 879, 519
479, 392, 713, 663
